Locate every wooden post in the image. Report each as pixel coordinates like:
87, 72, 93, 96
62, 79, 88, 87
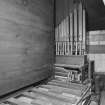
95, 75, 100, 95
88, 61, 92, 81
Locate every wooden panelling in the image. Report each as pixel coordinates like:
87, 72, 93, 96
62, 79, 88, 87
88, 45, 105, 53
88, 30, 105, 73
0, 0, 54, 96
88, 30, 105, 42
88, 30, 105, 53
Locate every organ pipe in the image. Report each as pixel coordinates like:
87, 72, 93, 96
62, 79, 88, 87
55, 2, 86, 56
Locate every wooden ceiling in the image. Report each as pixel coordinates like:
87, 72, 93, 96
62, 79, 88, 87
85, 0, 105, 30
55, 0, 105, 30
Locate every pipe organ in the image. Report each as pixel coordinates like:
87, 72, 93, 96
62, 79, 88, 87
55, 1, 88, 84
55, 2, 86, 56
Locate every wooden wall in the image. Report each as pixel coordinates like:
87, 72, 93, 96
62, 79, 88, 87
0, 0, 54, 96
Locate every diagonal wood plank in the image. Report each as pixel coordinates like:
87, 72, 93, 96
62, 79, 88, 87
31, 88, 77, 104
22, 92, 72, 105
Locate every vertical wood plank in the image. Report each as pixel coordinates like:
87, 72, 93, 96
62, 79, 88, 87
0, 0, 54, 96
